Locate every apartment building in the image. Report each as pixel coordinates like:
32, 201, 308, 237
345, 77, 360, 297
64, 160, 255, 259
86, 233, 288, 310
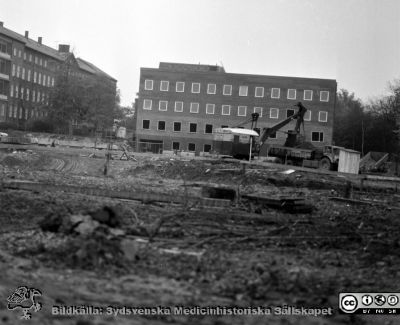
0, 22, 116, 126
136, 62, 337, 155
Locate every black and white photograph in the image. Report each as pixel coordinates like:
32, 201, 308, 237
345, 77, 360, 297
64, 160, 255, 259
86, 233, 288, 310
0, 0, 400, 324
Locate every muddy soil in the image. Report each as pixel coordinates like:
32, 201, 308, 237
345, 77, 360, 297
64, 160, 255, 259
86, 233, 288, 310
0, 145, 399, 325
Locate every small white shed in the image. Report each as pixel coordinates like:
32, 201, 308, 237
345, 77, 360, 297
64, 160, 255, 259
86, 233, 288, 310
338, 148, 360, 174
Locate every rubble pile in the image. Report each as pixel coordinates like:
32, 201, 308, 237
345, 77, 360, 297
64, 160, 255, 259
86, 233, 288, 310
37, 206, 142, 270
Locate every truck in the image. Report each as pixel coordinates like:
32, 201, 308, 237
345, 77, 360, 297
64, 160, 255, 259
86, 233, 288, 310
212, 102, 342, 170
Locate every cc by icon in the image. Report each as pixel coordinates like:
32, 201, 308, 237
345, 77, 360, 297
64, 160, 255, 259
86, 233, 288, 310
341, 295, 358, 313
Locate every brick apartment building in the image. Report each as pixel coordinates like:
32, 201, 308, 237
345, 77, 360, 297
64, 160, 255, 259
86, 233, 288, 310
136, 62, 337, 155
0, 22, 116, 127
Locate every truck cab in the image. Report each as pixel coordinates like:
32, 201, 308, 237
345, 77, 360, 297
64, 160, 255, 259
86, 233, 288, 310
318, 145, 344, 170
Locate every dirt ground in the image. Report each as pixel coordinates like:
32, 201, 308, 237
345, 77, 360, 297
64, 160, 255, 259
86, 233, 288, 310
0, 144, 400, 325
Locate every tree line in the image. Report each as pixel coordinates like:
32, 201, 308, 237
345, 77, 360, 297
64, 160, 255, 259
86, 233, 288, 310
333, 80, 400, 157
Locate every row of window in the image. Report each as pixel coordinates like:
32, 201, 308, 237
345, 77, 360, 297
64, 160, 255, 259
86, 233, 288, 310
141, 118, 327, 141
168, 142, 210, 152
10, 84, 50, 105
142, 120, 214, 134
0, 104, 47, 119
11, 64, 54, 86
13, 47, 48, 68
144, 79, 330, 102
142, 100, 328, 122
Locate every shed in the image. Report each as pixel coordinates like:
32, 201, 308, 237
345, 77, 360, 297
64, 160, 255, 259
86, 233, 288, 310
338, 148, 360, 174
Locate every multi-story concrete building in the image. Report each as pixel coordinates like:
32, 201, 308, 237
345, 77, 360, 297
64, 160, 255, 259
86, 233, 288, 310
0, 22, 116, 127
136, 62, 337, 155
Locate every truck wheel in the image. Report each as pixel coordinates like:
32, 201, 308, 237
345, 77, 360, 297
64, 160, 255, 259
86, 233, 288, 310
319, 157, 332, 170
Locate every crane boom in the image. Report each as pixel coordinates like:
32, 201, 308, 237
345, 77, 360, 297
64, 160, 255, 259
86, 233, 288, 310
258, 102, 307, 149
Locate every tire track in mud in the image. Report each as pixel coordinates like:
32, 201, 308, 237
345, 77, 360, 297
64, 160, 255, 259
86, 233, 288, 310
47, 158, 66, 171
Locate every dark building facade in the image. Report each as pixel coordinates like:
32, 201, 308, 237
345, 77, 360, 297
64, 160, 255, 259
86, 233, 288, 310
0, 22, 116, 127
136, 62, 337, 155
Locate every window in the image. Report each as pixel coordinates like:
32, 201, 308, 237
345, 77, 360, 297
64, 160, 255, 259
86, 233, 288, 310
20, 87, 24, 99
37, 91, 40, 102
13, 48, 16, 56
223, 84, 232, 95
143, 99, 152, 110
286, 109, 295, 118
51, 77, 54, 87
176, 81, 185, 92
311, 131, 324, 142
172, 142, 180, 150
8, 105, 12, 117
222, 105, 231, 115
158, 121, 166, 131
204, 144, 212, 152
188, 143, 196, 152
13, 105, 17, 118
23, 52, 26, 60
34, 71, 37, 83
304, 110, 311, 121
160, 80, 169, 91
15, 85, 19, 98
39, 58, 42, 66
29, 54, 32, 62
144, 79, 153, 90
0, 103, 4, 116
304, 90, 313, 101
190, 102, 199, 113
22, 68, 25, 80
319, 111, 328, 122
26, 88, 30, 100
287, 89, 296, 100
17, 66, 20, 78
38, 73, 41, 85
254, 107, 263, 117
206, 103, 215, 114
174, 101, 183, 112
269, 131, 277, 139
207, 83, 216, 94
12, 64, 15, 76
10, 84, 13, 97
255, 87, 264, 97
189, 123, 197, 133
205, 124, 213, 134
27, 70, 31, 82
35, 56, 38, 64
173, 122, 181, 132
238, 106, 247, 116
270, 108, 279, 119
44, 60, 47, 68
32, 90, 36, 102
142, 120, 150, 129
191, 83, 200, 93
19, 107, 22, 119
25, 109, 28, 119
159, 100, 168, 111
18, 50, 21, 58
320, 91, 329, 102
239, 86, 248, 96
271, 88, 280, 98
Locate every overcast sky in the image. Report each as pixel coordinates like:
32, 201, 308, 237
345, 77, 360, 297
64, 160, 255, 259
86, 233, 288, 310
1, 0, 399, 106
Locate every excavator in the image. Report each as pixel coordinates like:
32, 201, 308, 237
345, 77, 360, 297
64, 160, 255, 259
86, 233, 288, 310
213, 102, 341, 170
258, 101, 307, 150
